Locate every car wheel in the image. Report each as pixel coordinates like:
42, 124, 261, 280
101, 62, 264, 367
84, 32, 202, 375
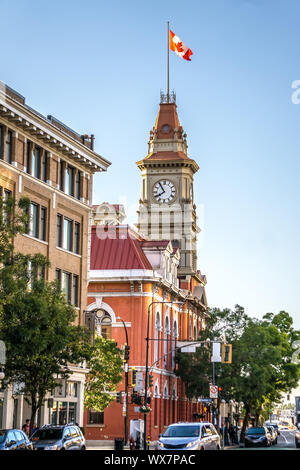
81, 446, 86, 450
296, 443, 300, 448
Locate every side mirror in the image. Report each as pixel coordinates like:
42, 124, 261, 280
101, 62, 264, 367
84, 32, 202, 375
6, 440, 16, 448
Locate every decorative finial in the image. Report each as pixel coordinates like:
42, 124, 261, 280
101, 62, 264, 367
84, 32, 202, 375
160, 90, 176, 104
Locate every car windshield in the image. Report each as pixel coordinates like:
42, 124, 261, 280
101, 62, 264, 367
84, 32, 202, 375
0, 431, 7, 444
162, 425, 200, 438
247, 427, 265, 435
31, 428, 63, 440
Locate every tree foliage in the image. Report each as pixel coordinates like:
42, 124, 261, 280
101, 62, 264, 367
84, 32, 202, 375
176, 305, 300, 432
84, 336, 123, 411
0, 195, 91, 433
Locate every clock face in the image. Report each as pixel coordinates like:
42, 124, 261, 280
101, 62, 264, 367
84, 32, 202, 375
153, 180, 176, 203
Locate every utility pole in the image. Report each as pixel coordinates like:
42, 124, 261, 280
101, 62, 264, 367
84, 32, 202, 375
117, 317, 129, 447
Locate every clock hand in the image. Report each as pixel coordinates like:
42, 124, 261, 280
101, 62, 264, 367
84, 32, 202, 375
159, 182, 165, 193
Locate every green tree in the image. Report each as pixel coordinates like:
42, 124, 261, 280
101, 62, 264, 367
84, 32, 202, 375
0, 279, 91, 434
176, 305, 300, 438
0, 194, 91, 434
84, 336, 123, 412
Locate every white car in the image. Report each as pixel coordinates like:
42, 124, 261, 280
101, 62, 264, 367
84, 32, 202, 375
156, 422, 221, 451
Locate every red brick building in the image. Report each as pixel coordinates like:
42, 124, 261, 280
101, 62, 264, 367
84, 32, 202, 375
84, 95, 209, 444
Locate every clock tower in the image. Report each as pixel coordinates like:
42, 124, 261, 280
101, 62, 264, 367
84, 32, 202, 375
136, 94, 200, 281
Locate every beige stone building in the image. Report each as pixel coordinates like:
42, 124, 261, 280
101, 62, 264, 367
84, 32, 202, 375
0, 82, 110, 428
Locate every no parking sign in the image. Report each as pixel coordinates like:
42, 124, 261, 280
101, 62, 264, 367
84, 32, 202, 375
209, 385, 218, 399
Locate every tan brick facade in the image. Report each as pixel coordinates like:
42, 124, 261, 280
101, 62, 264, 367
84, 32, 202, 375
0, 83, 110, 428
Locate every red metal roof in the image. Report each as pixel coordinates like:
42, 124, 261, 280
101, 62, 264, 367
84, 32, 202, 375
90, 226, 153, 270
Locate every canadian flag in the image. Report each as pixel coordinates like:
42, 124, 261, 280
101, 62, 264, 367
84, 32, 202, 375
169, 29, 193, 61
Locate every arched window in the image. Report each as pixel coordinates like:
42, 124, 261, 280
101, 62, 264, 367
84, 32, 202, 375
164, 315, 170, 369
154, 312, 160, 364
163, 384, 169, 426
172, 321, 177, 370
154, 384, 159, 427
95, 310, 112, 339
172, 386, 177, 424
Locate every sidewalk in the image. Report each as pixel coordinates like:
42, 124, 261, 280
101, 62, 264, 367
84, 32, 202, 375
86, 440, 118, 450
86, 440, 241, 451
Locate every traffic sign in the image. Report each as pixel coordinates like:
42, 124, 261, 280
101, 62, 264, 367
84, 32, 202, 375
209, 385, 218, 398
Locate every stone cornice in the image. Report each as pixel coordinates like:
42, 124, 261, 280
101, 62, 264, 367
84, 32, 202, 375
0, 90, 111, 173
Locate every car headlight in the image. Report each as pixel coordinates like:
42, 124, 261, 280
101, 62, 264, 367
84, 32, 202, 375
158, 442, 164, 448
295, 432, 300, 439
44, 444, 59, 450
186, 440, 198, 448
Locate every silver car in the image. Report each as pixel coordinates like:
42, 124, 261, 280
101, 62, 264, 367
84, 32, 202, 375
156, 422, 221, 451
31, 424, 86, 450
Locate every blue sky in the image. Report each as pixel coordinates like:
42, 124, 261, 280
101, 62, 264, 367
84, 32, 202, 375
1, 0, 300, 327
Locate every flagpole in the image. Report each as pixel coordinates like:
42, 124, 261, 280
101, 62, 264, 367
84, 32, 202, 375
167, 21, 170, 103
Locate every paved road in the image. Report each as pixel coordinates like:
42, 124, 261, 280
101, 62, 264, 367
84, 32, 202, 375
276, 430, 297, 449
234, 430, 298, 450
86, 431, 299, 451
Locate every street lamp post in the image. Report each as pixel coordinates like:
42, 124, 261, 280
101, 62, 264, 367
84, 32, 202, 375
221, 399, 226, 448
233, 401, 239, 444
117, 316, 129, 447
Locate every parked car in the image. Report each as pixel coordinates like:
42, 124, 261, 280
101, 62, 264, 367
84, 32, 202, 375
266, 426, 278, 445
264, 422, 280, 435
156, 422, 221, 451
244, 426, 272, 448
279, 426, 290, 431
31, 424, 85, 450
295, 430, 300, 448
0, 429, 33, 450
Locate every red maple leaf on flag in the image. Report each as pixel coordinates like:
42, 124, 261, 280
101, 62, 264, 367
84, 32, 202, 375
175, 41, 183, 53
